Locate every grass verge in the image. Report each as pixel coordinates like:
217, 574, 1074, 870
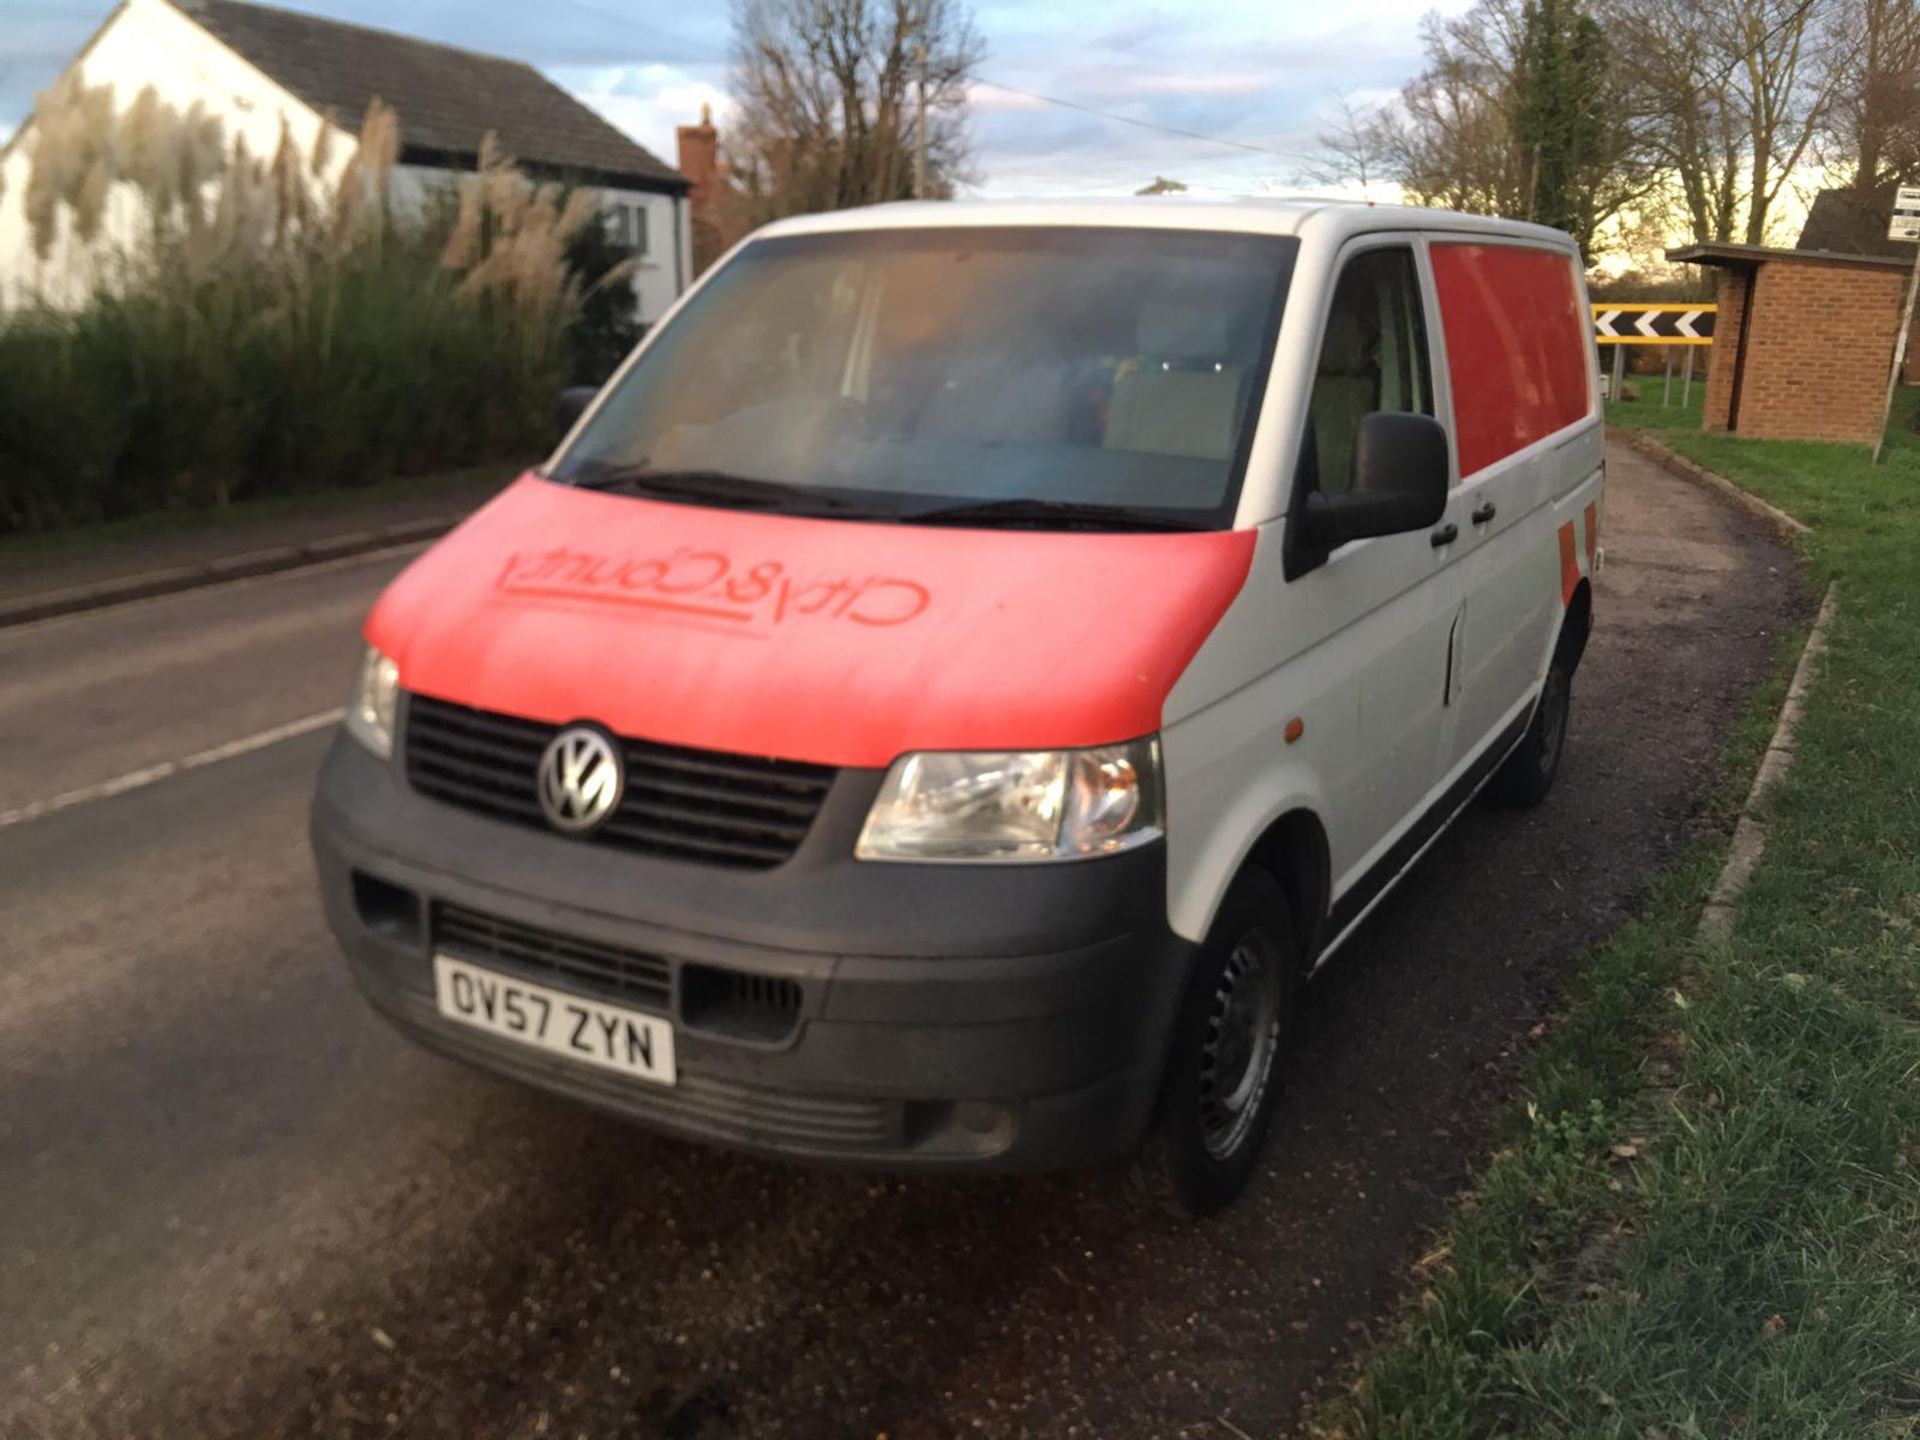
1603, 359, 1708, 433
1313, 421, 1920, 1439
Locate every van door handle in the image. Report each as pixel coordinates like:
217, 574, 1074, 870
1430, 523, 1459, 548
1471, 502, 1497, 525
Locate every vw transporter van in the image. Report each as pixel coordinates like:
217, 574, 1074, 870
312, 199, 1601, 1216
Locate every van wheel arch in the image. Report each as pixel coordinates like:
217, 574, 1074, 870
1243, 809, 1330, 972
1559, 579, 1593, 673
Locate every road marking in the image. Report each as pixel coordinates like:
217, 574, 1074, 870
0, 708, 345, 830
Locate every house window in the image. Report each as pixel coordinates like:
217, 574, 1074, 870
605, 201, 649, 257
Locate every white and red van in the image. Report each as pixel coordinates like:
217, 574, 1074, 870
312, 198, 1601, 1216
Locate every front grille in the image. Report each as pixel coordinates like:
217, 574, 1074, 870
434, 902, 672, 1010
681, 963, 804, 1042
404, 695, 835, 869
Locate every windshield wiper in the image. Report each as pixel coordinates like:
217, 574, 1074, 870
568, 466, 858, 514
566, 472, 1202, 531
902, 498, 1206, 532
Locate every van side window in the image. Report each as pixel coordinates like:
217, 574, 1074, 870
1307, 248, 1433, 495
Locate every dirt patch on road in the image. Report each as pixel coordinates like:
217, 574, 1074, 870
101, 441, 1808, 1440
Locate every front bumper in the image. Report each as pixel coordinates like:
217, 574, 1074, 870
310, 734, 1193, 1171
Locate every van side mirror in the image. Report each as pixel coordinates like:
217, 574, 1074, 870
1297, 411, 1450, 551
556, 385, 599, 436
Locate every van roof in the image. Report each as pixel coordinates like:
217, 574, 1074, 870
756, 196, 1577, 251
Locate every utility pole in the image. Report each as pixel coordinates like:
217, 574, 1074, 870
1875, 241, 1920, 463
913, 42, 928, 200
1875, 184, 1920, 463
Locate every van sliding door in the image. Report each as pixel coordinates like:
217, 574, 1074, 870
1427, 239, 1597, 778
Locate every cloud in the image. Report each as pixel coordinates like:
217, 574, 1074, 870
1128, 73, 1270, 97
564, 71, 735, 164
2, 0, 1473, 200
966, 83, 1048, 113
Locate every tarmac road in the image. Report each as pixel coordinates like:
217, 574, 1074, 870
0, 443, 1804, 1440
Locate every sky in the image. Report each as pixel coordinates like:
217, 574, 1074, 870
1, 0, 1474, 198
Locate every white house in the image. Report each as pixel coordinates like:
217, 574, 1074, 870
0, 0, 693, 320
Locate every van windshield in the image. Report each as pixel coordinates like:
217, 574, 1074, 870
551, 227, 1299, 531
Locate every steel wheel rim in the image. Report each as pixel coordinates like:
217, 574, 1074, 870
1197, 929, 1283, 1161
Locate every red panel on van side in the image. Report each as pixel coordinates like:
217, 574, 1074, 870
365, 476, 1256, 769
1429, 243, 1589, 478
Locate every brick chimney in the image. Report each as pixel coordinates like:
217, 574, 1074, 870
677, 102, 719, 208
676, 103, 739, 275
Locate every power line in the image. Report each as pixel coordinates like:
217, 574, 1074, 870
545, 0, 1320, 171
971, 76, 1316, 166
556, 0, 728, 65
1711, 0, 1824, 88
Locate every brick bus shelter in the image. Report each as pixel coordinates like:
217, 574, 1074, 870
1666, 241, 1915, 443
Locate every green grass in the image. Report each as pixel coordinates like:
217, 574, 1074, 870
1602, 352, 1708, 432
1313, 421, 1920, 1439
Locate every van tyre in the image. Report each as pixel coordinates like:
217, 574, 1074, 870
1492, 658, 1571, 808
1132, 868, 1298, 1220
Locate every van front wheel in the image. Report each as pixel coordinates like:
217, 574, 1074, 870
1131, 868, 1298, 1220
1492, 659, 1571, 808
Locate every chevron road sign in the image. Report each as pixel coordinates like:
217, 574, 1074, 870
1591, 303, 1716, 345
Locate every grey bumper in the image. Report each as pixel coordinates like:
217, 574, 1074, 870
310, 734, 1193, 1171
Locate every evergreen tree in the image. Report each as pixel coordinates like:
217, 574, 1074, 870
1514, 0, 1615, 253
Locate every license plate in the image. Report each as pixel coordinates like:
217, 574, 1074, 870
433, 955, 677, 1086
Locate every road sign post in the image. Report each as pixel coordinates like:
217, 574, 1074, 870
1872, 184, 1920, 464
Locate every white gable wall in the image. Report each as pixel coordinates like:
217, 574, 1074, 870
598, 184, 684, 325
391, 164, 683, 327
0, 0, 687, 327
0, 0, 348, 308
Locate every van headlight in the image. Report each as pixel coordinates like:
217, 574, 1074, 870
345, 644, 400, 759
855, 739, 1163, 862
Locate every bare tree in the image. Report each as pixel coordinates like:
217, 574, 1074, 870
1319, 0, 1843, 251
1600, 0, 1839, 244
1320, 0, 1652, 254
1385, 4, 1533, 219
1727, 0, 1838, 242
1819, 0, 1920, 188
1309, 95, 1396, 198
729, 0, 983, 222
1605, 0, 1746, 242
1383, 64, 1528, 218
